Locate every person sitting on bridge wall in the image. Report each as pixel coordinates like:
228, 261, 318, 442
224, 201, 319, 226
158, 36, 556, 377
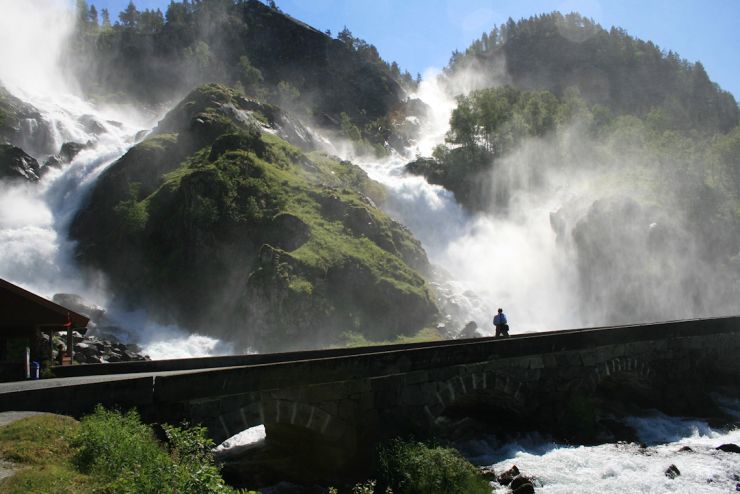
493, 308, 509, 337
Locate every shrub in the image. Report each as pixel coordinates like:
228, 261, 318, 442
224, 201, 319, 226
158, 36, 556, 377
72, 405, 238, 494
377, 439, 489, 494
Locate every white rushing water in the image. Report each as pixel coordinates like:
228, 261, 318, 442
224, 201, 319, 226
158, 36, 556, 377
0, 0, 231, 359
326, 70, 581, 336
332, 71, 740, 493
458, 408, 740, 493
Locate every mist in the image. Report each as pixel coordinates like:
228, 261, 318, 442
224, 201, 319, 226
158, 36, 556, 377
347, 58, 739, 335
0, 0, 234, 359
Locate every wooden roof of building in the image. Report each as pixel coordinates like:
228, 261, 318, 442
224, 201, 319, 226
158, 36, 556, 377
0, 278, 89, 334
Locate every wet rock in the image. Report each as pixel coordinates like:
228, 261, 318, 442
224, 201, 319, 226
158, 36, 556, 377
460, 320, 482, 338
511, 474, 536, 492
42, 155, 62, 172
664, 464, 681, 479
512, 481, 535, 493
54, 333, 151, 366
79, 115, 106, 135
126, 343, 143, 354
677, 446, 693, 453
0, 144, 41, 182
716, 443, 740, 453
0, 85, 57, 156
478, 465, 496, 481
60, 142, 88, 162
497, 465, 520, 486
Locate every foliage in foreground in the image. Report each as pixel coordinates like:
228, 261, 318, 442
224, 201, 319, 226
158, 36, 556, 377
72, 405, 240, 494
0, 407, 248, 494
0, 414, 96, 493
377, 439, 490, 494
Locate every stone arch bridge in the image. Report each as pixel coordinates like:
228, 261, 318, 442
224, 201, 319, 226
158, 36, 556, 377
0, 317, 738, 476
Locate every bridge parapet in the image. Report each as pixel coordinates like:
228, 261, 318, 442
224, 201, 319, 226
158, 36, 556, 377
0, 317, 738, 479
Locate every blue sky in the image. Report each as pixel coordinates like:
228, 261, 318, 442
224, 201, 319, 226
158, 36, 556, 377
83, 0, 740, 99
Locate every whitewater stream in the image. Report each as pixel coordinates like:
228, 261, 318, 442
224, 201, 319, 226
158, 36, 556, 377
0, 3, 737, 492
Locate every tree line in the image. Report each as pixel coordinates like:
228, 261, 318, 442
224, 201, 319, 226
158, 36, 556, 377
446, 12, 738, 134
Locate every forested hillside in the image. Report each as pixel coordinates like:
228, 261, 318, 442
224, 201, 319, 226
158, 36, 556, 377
407, 13, 740, 325
67, 0, 419, 148
446, 12, 738, 133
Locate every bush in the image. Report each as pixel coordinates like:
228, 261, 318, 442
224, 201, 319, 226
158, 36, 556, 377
377, 439, 490, 494
72, 405, 239, 494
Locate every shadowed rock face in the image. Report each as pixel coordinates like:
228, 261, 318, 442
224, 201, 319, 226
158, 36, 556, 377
70, 85, 437, 352
0, 86, 56, 157
0, 144, 41, 182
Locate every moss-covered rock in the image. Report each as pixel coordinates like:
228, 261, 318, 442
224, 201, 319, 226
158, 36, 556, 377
71, 84, 437, 351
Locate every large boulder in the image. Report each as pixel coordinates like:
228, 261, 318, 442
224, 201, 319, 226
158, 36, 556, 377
716, 443, 740, 453
71, 85, 438, 352
497, 465, 520, 486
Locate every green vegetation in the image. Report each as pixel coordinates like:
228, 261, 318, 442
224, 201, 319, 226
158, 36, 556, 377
341, 327, 443, 348
0, 414, 95, 494
71, 84, 436, 352
73, 406, 238, 493
0, 408, 247, 494
406, 12, 740, 324
377, 439, 490, 494
447, 12, 738, 132
410, 84, 739, 230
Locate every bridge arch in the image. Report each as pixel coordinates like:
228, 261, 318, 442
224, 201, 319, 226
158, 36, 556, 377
261, 398, 347, 441
585, 356, 655, 392
421, 371, 528, 427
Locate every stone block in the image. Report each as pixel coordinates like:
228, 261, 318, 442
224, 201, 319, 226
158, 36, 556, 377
337, 399, 359, 420
403, 370, 430, 385
303, 382, 351, 403
400, 383, 430, 406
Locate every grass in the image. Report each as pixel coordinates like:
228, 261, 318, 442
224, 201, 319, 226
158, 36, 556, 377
0, 408, 247, 494
341, 327, 443, 348
0, 414, 98, 493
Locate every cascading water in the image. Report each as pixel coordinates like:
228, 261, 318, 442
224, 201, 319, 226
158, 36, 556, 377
332, 71, 740, 494
0, 0, 231, 359
330, 70, 581, 336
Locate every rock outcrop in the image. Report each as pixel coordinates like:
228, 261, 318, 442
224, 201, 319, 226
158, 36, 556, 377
43, 331, 149, 365
0, 144, 41, 182
0, 85, 56, 156
71, 84, 437, 352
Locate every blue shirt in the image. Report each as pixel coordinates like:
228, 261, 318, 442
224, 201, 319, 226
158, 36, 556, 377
493, 313, 507, 325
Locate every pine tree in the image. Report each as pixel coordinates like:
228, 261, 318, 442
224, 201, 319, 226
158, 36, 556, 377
119, 1, 140, 29
101, 8, 111, 28
88, 5, 98, 27
75, 0, 89, 28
